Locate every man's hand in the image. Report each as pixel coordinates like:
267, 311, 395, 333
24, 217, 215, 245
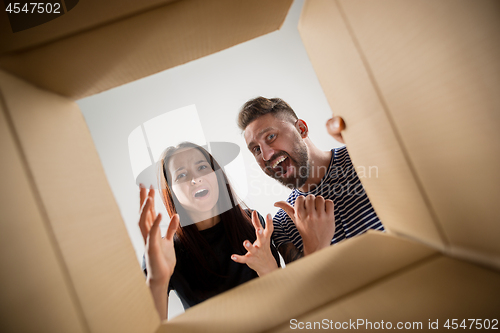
326, 116, 345, 144
275, 195, 335, 256
231, 211, 278, 276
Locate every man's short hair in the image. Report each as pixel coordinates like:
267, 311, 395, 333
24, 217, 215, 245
238, 97, 298, 130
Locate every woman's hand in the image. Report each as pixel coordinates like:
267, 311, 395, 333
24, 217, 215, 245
139, 185, 157, 244
141, 194, 179, 321
231, 211, 278, 277
143, 198, 179, 288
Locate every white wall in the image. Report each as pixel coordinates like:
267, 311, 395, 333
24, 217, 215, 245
77, 0, 343, 318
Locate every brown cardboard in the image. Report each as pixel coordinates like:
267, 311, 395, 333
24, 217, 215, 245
0, 0, 178, 54
298, 0, 446, 251
299, 0, 500, 269
159, 232, 438, 333
0, 79, 85, 332
337, 0, 500, 268
0, 0, 293, 99
0, 1, 294, 331
1, 0, 499, 331
0, 70, 161, 332
270, 256, 500, 332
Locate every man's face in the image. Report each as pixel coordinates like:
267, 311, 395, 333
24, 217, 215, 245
244, 113, 310, 188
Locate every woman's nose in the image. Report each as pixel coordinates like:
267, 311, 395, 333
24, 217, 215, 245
191, 178, 201, 185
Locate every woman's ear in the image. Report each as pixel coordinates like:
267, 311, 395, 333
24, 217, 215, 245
295, 119, 309, 138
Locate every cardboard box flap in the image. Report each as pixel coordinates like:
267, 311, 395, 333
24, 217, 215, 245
299, 0, 500, 269
0, 0, 178, 54
158, 233, 437, 333
0, 0, 293, 100
0, 70, 160, 333
298, 0, 446, 251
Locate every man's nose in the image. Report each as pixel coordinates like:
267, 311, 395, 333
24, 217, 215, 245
261, 146, 275, 162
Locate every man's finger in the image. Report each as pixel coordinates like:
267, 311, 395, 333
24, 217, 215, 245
315, 195, 325, 213
305, 194, 316, 214
165, 214, 179, 241
295, 196, 306, 220
326, 116, 345, 144
274, 201, 295, 220
325, 199, 334, 216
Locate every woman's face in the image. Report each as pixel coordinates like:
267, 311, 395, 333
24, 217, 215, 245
168, 148, 220, 217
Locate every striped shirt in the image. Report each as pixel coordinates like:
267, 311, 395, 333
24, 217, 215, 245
273, 146, 384, 251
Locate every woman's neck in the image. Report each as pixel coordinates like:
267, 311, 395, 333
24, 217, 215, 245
195, 214, 221, 231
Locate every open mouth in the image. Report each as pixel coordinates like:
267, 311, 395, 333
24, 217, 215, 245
270, 155, 292, 178
194, 189, 209, 198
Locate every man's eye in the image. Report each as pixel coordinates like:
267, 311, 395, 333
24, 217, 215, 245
267, 134, 276, 140
175, 173, 186, 181
253, 146, 261, 155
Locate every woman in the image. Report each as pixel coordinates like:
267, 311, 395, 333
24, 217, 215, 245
139, 142, 280, 320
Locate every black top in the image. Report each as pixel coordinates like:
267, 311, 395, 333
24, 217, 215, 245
143, 212, 280, 310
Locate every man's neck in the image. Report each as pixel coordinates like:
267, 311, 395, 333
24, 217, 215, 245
298, 140, 332, 193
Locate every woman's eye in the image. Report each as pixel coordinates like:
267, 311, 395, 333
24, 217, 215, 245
198, 165, 208, 171
175, 173, 186, 181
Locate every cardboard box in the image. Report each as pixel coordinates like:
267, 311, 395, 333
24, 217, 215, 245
0, 1, 292, 332
1, 0, 499, 332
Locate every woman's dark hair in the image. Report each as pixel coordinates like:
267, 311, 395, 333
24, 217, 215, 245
158, 142, 256, 279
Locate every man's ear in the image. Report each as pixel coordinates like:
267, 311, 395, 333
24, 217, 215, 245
295, 119, 309, 138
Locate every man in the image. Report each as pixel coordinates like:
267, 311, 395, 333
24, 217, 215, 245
238, 97, 384, 264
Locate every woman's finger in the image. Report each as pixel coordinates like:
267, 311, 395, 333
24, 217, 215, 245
148, 186, 156, 217
243, 240, 257, 255
231, 254, 249, 264
149, 213, 162, 239
139, 197, 153, 243
264, 213, 274, 238
251, 211, 264, 242
139, 184, 147, 210
165, 214, 179, 241
251, 210, 260, 229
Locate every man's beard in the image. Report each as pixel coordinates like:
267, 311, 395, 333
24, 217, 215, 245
264, 141, 310, 189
